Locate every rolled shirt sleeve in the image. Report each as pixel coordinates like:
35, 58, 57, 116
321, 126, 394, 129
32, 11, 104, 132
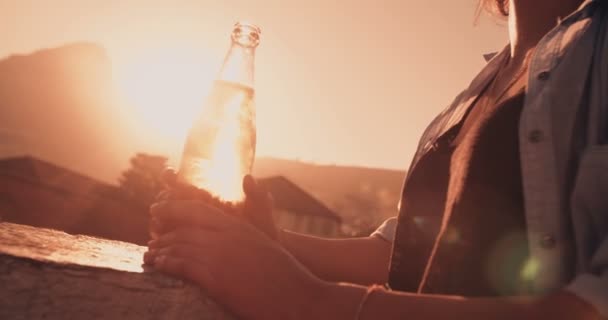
566, 237, 608, 317
370, 217, 398, 243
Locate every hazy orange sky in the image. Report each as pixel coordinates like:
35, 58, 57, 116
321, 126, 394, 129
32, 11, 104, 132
0, 0, 507, 170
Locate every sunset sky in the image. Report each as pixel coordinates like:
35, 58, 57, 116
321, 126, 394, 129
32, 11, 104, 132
0, 0, 507, 171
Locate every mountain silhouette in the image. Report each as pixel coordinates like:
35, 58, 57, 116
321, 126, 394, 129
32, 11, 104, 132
0, 42, 136, 183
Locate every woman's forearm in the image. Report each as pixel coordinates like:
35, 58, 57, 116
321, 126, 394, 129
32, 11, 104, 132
309, 282, 600, 320
279, 230, 391, 285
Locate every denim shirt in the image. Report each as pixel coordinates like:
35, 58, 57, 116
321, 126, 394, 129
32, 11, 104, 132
373, 0, 608, 316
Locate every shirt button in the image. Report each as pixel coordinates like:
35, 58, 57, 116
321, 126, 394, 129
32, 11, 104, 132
540, 234, 556, 249
528, 130, 544, 143
537, 71, 551, 80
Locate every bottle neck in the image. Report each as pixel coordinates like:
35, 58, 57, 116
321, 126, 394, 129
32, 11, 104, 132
217, 42, 256, 88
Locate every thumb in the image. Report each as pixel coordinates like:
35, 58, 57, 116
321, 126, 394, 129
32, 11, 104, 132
243, 174, 262, 199
242, 175, 277, 240
243, 175, 273, 209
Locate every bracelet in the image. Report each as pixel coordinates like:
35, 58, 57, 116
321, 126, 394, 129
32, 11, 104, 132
354, 284, 383, 320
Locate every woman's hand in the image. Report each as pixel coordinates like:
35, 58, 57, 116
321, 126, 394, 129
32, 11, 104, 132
152, 169, 281, 242
144, 199, 327, 320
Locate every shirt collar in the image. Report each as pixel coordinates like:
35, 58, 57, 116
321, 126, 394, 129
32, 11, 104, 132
581, 0, 601, 10
482, 0, 602, 62
483, 52, 499, 62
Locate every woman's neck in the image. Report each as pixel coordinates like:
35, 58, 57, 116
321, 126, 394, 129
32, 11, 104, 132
508, 0, 585, 61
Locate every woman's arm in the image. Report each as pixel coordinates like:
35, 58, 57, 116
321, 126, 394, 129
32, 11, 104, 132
280, 230, 391, 285
147, 199, 601, 320
314, 282, 601, 320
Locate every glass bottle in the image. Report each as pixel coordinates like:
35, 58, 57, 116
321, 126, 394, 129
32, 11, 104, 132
178, 22, 260, 203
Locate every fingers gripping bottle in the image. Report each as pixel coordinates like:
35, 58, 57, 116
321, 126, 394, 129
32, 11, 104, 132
178, 23, 260, 204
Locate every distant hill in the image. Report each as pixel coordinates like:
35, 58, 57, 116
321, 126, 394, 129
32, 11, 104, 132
254, 158, 405, 232
0, 43, 136, 183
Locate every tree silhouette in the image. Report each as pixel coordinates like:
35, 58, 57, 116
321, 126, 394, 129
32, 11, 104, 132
119, 153, 168, 209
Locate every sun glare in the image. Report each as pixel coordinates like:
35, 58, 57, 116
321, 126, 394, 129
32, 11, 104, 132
115, 47, 216, 145
116, 46, 254, 202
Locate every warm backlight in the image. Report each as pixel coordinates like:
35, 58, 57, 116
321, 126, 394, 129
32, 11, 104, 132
178, 81, 255, 203
190, 90, 247, 202
116, 46, 255, 203
115, 47, 215, 143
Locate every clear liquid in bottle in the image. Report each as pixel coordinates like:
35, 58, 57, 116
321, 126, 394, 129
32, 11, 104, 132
178, 80, 256, 203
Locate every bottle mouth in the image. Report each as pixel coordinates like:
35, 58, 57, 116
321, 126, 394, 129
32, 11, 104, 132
231, 22, 261, 48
